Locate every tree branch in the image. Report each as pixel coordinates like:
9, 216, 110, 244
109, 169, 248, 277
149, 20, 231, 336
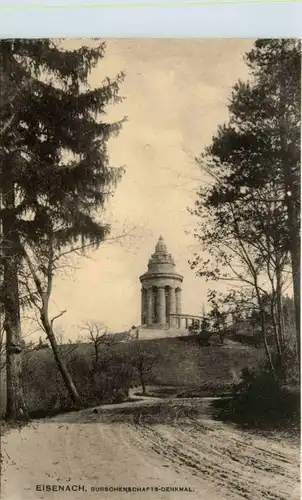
51, 310, 67, 328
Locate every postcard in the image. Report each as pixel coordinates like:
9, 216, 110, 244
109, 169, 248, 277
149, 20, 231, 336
0, 37, 300, 500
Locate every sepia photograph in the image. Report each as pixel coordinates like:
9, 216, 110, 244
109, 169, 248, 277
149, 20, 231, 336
0, 38, 300, 500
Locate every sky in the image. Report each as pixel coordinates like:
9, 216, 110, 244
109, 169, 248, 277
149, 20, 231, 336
35, 38, 255, 340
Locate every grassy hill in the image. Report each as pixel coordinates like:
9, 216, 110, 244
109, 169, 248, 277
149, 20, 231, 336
0, 335, 264, 417
130, 336, 263, 388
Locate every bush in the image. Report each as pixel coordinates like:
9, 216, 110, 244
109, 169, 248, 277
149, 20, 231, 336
213, 364, 300, 430
279, 348, 300, 387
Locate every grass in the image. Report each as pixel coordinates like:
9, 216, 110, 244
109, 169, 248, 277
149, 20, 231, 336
1, 336, 264, 418
57, 399, 207, 425
128, 336, 264, 389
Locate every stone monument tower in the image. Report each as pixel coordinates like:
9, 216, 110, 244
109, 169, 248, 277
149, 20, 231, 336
139, 236, 183, 328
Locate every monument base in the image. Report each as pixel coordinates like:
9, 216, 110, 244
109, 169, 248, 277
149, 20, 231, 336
136, 326, 189, 341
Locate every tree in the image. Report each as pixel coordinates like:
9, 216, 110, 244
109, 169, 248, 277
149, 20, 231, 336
21, 224, 133, 407
129, 343, 158, 395
200, 315, 211, 335
21, 240, 83, 407
191, 39, 300, 375
0, 39, 125, 421
0, 315, 5, 370
190, 179, 287, 374
237, 39, 300, 358
81, 321, 108, 369
208, 302, 228, 345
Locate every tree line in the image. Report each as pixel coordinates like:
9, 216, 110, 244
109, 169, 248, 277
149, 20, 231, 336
190, 39, 300, 380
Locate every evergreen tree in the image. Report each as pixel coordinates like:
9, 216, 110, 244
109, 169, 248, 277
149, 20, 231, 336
0, 39, 125, 421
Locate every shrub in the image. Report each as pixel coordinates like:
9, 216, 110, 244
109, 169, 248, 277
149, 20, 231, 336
21, 347, 132, 418
213, 364, 300, 430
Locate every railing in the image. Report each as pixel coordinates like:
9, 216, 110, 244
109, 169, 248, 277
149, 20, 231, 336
139, 314, 206, 331
169, 313, 205, 329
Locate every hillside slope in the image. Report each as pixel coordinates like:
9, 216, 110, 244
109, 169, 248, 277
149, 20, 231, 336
0, 336, 264, 416
129, 336, 263, 388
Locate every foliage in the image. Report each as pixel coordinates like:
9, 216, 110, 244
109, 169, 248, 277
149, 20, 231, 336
190, 39, 301, 375
213, 346, 300, 430
1, 38, 125, 263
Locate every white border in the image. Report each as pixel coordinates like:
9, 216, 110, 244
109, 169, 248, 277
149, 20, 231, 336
0, 1, 301, 38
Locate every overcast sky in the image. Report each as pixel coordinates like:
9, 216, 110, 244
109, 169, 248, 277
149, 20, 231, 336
36, 39, 254, 340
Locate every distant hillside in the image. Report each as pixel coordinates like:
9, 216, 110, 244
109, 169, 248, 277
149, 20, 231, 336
0, 335, 264, 417
46, 335, 263, 387
115, 336, 264, 388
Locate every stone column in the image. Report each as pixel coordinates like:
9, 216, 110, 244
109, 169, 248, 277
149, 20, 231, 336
168, 287, 176, 326
147, 288, 153, 325
157, 287, 166, 324
176, 288, 182, 315
141, 288, 145, 325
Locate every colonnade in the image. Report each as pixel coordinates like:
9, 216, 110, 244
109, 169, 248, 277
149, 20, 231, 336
141, 286, 182, 326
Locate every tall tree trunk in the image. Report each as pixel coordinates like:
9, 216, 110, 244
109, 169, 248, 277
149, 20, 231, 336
255, 287, 276, 378
139, 371, 146, 395
259, 308, 276, 379
283, 169, 300, 358
289, 236, 300, 357
275, 264, 286, 352
2, 168, 28, 422
40, 308, 82, 408
21, 245, 82, 410
269, 295, 283, 374
268, 282, 282, 358
279, 39, 300, 361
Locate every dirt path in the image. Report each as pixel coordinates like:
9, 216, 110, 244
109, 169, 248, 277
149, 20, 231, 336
1, 396, 300, 500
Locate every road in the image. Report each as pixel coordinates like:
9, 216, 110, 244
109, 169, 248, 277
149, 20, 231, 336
1, 393, 300, 500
